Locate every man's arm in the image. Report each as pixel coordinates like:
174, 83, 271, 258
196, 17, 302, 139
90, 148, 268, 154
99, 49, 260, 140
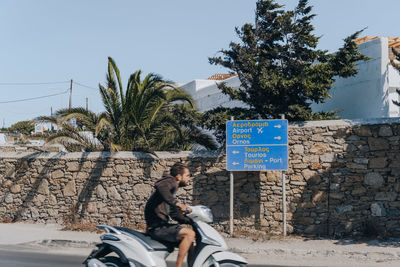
156, 180, 178, 206
169, 205, 192, 224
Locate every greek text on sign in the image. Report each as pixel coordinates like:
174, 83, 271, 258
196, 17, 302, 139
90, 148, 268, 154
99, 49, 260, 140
226, 119, 288, 171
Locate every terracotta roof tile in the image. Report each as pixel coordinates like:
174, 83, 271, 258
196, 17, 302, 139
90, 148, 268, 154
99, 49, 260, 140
207, 73, 236, 81
355, 36, 400, 60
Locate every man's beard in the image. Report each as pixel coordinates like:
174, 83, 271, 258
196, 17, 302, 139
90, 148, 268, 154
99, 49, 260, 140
179, 181, 187, 187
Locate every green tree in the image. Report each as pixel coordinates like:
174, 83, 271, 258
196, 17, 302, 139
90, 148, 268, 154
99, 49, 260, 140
8, 120, 35, 135
206, 0, 369, 141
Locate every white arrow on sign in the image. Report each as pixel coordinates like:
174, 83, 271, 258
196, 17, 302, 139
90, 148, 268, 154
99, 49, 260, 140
232, 162, 239, 166
232, 151, 240, 154
274, 124, 282, 128
274, 136, 281, 140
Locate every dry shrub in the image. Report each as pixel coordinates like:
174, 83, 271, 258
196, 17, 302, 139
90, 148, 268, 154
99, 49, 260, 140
62, 221, 102, 233
0, 216, 13, 223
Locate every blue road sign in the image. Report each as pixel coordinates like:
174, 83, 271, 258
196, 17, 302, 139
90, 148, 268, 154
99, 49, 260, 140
226, 120, 288, 171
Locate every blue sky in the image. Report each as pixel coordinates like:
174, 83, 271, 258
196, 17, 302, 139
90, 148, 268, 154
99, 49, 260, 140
0, 0, 398, 127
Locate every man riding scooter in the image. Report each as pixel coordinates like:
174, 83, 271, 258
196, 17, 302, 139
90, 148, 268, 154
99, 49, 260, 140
144, 162, 195, 267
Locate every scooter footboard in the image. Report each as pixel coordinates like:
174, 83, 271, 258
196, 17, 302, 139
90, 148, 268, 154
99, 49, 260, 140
211, 251, 247, 265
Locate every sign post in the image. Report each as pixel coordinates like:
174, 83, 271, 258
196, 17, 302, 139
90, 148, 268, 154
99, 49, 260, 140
281, 114, 287, 236
229, 116, 234, 236
226, 119, 288, 236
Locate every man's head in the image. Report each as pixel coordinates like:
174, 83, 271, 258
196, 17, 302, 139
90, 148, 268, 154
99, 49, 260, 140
170, 162, 190, 187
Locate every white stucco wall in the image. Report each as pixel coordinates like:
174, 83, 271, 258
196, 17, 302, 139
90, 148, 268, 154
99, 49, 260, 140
311, 37, 400, 119
180, 76, 247, 112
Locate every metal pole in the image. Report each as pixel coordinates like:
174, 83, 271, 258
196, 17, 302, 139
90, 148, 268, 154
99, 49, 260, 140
281, 114, 287, 236
69, 79, 73, 110
86, 97, 88, 111
230, 116, 234, 236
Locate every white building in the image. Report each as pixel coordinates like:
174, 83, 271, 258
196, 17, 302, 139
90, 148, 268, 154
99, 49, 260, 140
180, 36, 400, 120
180, 74, 247, 113
311, 36, 400, 119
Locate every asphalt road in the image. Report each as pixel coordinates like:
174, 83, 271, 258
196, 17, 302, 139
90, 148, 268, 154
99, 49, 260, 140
0, 248, 278, 267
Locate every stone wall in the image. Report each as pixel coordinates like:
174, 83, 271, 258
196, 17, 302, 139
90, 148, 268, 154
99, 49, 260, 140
1, 118, 400, 237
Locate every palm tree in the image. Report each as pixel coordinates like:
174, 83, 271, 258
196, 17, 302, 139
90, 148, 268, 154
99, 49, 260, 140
149, 103, 217, 151
35, 108, 109, 152
37, 57, 217, 152
99, 57, 216, 151
45, 123, 103, 152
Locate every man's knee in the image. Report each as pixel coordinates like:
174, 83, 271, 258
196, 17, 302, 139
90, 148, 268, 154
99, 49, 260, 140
178, 228, 195, 241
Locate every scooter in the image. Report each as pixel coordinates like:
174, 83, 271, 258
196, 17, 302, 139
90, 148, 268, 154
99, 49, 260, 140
84, 205, 247, 267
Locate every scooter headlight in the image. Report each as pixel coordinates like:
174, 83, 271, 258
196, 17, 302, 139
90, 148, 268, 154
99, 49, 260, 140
201, 206, 213, 223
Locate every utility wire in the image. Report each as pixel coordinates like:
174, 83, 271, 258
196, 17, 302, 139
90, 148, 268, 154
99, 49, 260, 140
0, 89, 68, 104
73, 81, 98, 90
0, 81, 70, 86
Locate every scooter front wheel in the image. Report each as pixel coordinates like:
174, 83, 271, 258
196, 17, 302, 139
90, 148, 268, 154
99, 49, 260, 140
99, 256, 130, 267
212, 260, 247, 267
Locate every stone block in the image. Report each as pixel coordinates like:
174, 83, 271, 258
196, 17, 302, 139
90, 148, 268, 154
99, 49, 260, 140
345, 175, 363, 183
216, 176, 228, 182
330, 183, 340, 191
368, 137, 389, 151
273, 213, 283, 221
290, 175, 303, 181
87, 203, 97, 213
63, 181, 76, 197
37, 179, 50, 195
375, 192, 397, 201
309, 143, 332, 155
351, 186, 366, 196
330, 192, 345, 200
115, 165, 128, 173
31, 207, 39, 218
103, 168, 113, 177
310, 163, 323, 170
52, 170, 64, 179
296, 217, 314, 224
107, 186, 122, 200
320, 153, 335, 163
292, 145, 304, 154
96, 185, 108, 199
354, 158, 368, 164
389, 161, 400, 168
4, 193, 13, 203
364, 172, 384, 188
133, 184, 153, 198
346, 163, 367, 170
312, 191, 327, 203
48, 209, 58, 217
302, 169, 316, 180
336, 205, 353, 214
119, 176, 129, 183
10, 184, 21, 193
369, 158, 387, 168
66, 162, 80, 172
303, 155, 319, 163
378, 126, 393, 137
353, 126, 372, 137
371, 202, 386, 216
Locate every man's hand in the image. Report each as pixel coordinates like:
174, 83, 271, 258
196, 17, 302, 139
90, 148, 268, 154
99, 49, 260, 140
176, 203, 192, 213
